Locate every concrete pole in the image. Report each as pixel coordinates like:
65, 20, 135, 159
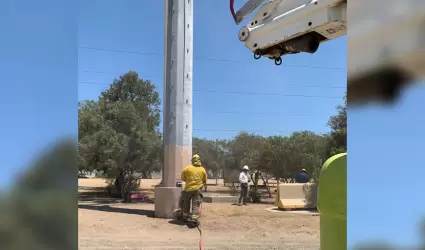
154, 0, 193, 218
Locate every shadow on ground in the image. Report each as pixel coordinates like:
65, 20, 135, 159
168, 219, 199, 229
78, 186, 107, 191
78, 204, 198, 229
78, 192, 121, 204
266, 207, 319, 216
274, 207, 318, 213
78, 187, 154, 204
78, 204, 155, 217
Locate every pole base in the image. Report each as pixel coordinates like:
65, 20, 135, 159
172, 208, 182, 220
154, 186, 181, 218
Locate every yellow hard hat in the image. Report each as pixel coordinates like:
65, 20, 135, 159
191, 154, 201, 166
301, 168, 307, 172
192, 154, 201, 161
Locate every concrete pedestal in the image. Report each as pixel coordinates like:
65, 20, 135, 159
275, 183, 318, 209
154, 187, 181, 218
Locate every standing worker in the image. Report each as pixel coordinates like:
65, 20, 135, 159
295, 168, 310, 183
238, 165, 251, 206
181, 154, 207, 223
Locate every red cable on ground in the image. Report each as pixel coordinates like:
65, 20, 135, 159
229, 0, 237, 23
198, 228, 202, 250
197, 202, 203, 250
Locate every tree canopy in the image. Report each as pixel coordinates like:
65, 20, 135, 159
327, 93, 347, 155
78, 71, 347, 198
78, 72, 162, 201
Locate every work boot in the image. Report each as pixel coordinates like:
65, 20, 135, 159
184, 215, 198, 226
243, 203, 248, 205
181, 213, 190, 222
187, 217, 199, 226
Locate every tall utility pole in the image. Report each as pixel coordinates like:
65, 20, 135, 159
155, 0, 193, 218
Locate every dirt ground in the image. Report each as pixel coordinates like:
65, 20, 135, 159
78, 179, 320, 250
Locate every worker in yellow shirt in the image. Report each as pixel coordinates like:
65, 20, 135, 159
181, 154, 207, 223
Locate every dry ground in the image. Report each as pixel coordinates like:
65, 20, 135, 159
78, 179, 319, 250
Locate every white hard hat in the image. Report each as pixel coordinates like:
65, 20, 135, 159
243, 165, 249, 170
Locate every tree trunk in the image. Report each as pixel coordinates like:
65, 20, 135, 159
260, 173, 272, 198
140, 171, 148, 179
253, 172, 259, 193
120, 168, 134, 203
114, 174, 124, 198
123, 191, 132, 203
121, 178, 132, 203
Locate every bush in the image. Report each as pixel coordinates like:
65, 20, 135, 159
228, 184, 239, 196
105, 177, 141, 202
249, 188, 262, 203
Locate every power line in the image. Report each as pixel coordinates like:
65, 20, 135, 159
192, 128, 328, 134
195, 80, 345, 89
80, 70, 346, 89
160, 110, 319, 116
78, 46, 344, 70
79, 101, 321, 116
81, 70, 160, 79
78, 81, 341, 99
195, 111, 316, 116
193, 128, 287, 132
193, 89, 341, 98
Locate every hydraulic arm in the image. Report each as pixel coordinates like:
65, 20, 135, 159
230, 0, 347, 65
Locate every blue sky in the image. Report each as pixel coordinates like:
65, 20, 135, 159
348, 83, 425, 247
78, 0, 346, 139
0, 0, 78, 188
2, 0, 424, 247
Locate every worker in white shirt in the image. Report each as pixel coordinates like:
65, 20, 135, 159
238, 165, 251, 206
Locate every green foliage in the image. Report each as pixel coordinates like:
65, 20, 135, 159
193, 138, 230, 179
248, 188, 262, 203
78, 71, 162, 202
227, 132, 265, 171
257, 131, 327, 180
327, 92, 347, 156
227, 185, 239, 196
78, 73, 347, 202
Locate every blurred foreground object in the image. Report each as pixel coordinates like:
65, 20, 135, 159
0, 139, 77, 250
348, 0, 425, 104
318, 153, 347, 250
232, 0, 425, 104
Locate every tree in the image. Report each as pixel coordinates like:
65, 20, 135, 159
258, 132, 327, 181
100, 71, 161, 130
78, 77, 346, 198
258, 135, 291, 180
78, 100, 109, 176
327, 92, 347, 156
78, 71, 162, 202
287, 131, 328, 181
193, 138, 229, 183
193, 138, 218, 179
228, 132, 265, 171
